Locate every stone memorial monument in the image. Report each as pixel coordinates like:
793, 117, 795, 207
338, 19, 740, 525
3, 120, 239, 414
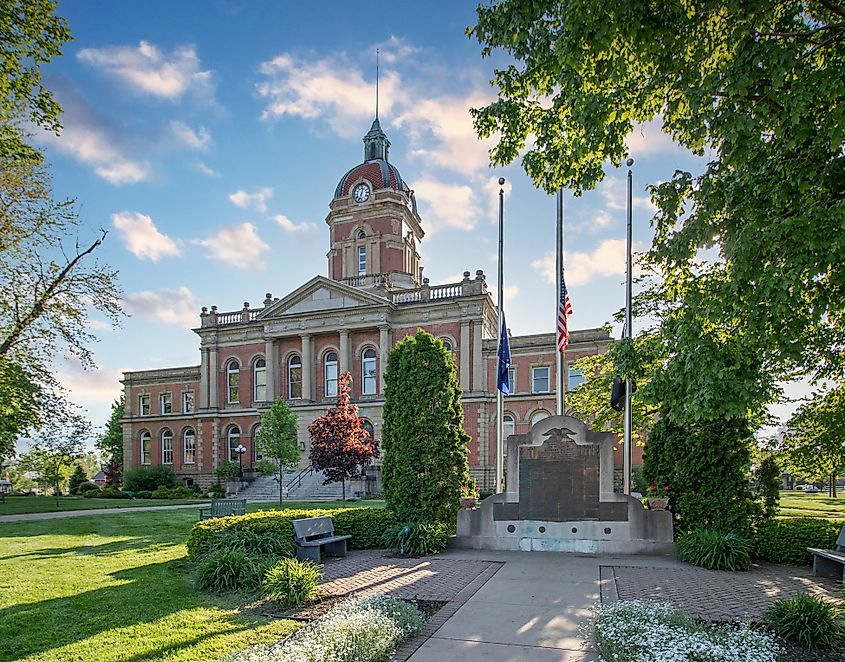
454, 415, 673, 554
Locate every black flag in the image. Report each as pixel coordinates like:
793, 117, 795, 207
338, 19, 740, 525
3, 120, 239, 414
611, 376, 636, 411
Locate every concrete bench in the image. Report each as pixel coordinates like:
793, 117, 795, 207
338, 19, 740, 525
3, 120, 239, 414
293, 515, 351, 563
198, 498, 246, 520
807, 524, 845, 580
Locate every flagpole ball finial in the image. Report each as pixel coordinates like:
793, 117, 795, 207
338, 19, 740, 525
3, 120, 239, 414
498, 177, 505, 185
626, 158, 634, 167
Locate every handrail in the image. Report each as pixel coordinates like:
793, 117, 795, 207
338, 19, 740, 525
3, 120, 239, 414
285, 464, 314, 492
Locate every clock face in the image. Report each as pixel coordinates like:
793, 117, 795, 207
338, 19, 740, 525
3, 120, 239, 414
352, 183, 371, 203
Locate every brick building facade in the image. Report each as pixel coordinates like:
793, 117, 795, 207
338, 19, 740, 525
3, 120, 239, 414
121, 118, 640, 490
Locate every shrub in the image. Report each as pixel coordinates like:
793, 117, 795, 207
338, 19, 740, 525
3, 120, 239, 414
677, 529, 752, 571
764, 593, 841, 648
199, 528, 296, 561
195, 549, 268, 592
593, 600, 779, 662
186, 507, 397, 560
167, 486, 194, 499
68, 465, 88, 495
134, 490, 152, 499
99, 486, 130, 499
753, 518, 844, 565
216, 461, 242, 480
208, 483, 226, 498
75, 481, 98, 495
152, 486, 172, 499
261, 558, 323, 606
381, 521, 449, 556
123, 465, 175, 492
230, 594, 424, 662
82, 488, 101, 498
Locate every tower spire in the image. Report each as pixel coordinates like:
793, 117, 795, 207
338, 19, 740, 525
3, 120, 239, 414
375, 48, 379, 120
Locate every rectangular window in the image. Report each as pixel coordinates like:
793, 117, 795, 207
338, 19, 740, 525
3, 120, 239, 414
508, 367, 516, 393
141, 438, 151, 465
325, 363, 338, 399
568, 366, 586, 392
289, 365, 302, 399
184, 433, 196, 464
254, 369, 267, 402
162, 436, 173, 464
160, 392, 172, 415
532, 367, 551, 393
228, 372, 239, 404
358, 245, 366, 275
362, 358, 377, 395
139, 394, 150, 416
182, 391, 194, 413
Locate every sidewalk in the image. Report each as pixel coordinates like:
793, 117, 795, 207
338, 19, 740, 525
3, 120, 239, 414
0, 502, 204, 522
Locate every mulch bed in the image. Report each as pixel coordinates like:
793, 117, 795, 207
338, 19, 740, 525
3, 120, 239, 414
774, 633, 845, 662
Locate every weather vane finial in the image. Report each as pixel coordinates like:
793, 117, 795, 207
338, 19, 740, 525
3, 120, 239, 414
375, 48, 379, 120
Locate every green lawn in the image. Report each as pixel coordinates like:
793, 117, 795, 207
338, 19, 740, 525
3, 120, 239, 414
0, 496, 207, 515
0, 502, 379, 661
778, 490, 845, 519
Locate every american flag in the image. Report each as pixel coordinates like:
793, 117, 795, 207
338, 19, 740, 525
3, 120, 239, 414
557, 274, 573, 352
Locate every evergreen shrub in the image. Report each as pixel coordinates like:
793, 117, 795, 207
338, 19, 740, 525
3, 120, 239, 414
764, 593, 841, 647
134, 490, 152, 499
123, 465, 175, 492
75, 481, 98, 495
753, 518, 844, 565
381, 330, 471, 525
99, 486, 130, 499
676, 529, 751, 571
68, 466, 87, 495
261, 558, 323, 606
82, 488, 101, 498
186, 507, 397, 560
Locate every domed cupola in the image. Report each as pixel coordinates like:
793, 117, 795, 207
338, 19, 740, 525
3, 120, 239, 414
333, 119, 409, 199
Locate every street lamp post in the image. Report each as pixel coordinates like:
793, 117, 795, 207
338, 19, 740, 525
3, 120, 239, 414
623, 158, 634, 496
235, 444, 246, 480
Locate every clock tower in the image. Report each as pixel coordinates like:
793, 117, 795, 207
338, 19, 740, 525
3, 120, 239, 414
326, 118, 423, 292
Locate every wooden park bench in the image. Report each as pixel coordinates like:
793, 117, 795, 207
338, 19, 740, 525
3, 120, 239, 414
198, 498, 246, 520
293, 515, 351, 563
807, 524, 845, 580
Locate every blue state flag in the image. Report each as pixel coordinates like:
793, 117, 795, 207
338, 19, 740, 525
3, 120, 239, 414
497, 313, 511, 395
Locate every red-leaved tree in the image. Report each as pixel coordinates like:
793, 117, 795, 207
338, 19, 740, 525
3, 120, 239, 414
308, 371, 379, 500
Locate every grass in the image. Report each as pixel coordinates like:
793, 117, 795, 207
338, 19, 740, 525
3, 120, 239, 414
0, 501, 381, 661
0, 496, 207, 515
778, 490, 845, 519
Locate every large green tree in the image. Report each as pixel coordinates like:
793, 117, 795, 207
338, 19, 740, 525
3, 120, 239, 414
255, 398, 301, 505
18, 412, 87, 506
780, 384, 845, 496
469, 1, 845, 423
1, 0, 72, 161
96, 397, 125, 468
382, 330, 471, 525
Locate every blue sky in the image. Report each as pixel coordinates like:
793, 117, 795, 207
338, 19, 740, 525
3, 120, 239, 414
35, 1, 739, 439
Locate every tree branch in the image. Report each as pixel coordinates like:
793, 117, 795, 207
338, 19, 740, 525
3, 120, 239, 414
0, 230, 106, 357
820, 0, 845, 21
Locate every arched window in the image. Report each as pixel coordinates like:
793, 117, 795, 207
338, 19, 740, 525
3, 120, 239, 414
253, 357, 267, 403
288, 355, 302, 399
324, 351, 338, 398
183, 428, 196, 464
362, 348, 377, 395
161, 429, 173, 464
356, 229, 366, 240
530, 410, 551, 427
140, 431, 152, 465
503, 414, 515, 456
361, 418, 375, 441
252, 424, 262, 462
227, 426, 242, 462
226, 360, 240, 404
441, 339, 453, 354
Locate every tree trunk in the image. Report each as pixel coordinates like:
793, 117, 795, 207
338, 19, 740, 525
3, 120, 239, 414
278, 466, 283, 506
342, 478, 346, 502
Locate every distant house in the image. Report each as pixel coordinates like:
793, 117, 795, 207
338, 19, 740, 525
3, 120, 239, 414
0, 479, 11, 494
92, 471, 107, 487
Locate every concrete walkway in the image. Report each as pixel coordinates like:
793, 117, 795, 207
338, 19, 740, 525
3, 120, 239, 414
406, 549, 682, 662
0, 502, 205, 522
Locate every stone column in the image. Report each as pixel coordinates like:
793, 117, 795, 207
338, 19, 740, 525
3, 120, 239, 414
472, 321, 483, 392
339, 328, 350, 375
199, 349, 209, 409
379, 325, 389, 394
208, 347, 219, 409
301, 333, 312, 401
264, 338, 276, 401
460, 321, 471, 390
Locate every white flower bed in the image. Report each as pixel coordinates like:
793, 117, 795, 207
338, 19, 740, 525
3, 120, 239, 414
593, 600, 780, 662
228, 594, 424, 662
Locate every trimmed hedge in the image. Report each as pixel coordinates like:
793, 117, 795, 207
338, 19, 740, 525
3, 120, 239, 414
186, 507, 397, 560
753, 518, 844, 566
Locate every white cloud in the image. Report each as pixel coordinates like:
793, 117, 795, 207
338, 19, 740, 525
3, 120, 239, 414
112, 211, 181, 262
532, 239, 647, 287
598, 176, 657, 213
195, 161, 220, 177
273, 214, 315, 233
170, 120, 211, 150
229, 187, 273, 213
412, 179, 478, 233
94, 161, 151, 185
124, 286, 199, 327
625, 120, 688, 157
57, 365, 124, 405
77, 41, 214, 102
85, 319, 114, 332
193, 223, 270, 270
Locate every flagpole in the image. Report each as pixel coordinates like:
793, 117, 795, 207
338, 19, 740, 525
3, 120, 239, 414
496, 177, 506, 494
555, 189, 564, 416
623, 158, 634, 496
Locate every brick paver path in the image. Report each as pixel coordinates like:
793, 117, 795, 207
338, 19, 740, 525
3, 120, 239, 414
320, 550, 502, 601
602, 562, 843, 622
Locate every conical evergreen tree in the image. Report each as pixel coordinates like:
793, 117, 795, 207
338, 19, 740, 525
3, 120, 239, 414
382, 330, 471, 524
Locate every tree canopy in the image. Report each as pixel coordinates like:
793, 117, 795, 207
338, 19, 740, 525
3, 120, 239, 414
469, 1, 845, 423
256, 398, 301, 504
96, 397, 125, 468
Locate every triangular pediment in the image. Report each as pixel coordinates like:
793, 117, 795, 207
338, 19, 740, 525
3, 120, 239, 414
257, 276, 390, 319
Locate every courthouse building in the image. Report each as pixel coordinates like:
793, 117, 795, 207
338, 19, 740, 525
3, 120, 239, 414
121, 118, 622, 490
